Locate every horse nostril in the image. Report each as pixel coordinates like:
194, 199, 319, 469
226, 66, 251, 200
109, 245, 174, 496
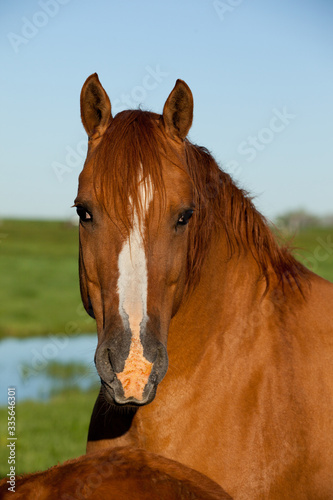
95, 344, 117, 385
107, 349, 114, 370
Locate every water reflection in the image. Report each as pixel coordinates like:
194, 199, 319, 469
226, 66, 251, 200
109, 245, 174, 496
0, 334, 99, 405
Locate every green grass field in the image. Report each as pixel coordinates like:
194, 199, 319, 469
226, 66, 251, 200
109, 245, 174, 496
286, 227, 333, 283
0, 219, 95, 338
0, 388, 98, 477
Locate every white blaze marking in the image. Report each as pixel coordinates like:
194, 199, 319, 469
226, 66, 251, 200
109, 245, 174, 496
116, 175, 153, 399
118, 210, 148, 334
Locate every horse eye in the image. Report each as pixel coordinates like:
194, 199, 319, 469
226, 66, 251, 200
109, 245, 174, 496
177, 210, 194, 226
76, 206, 92, 222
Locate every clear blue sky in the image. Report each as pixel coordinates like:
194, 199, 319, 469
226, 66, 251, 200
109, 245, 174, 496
1, 0, 332, 221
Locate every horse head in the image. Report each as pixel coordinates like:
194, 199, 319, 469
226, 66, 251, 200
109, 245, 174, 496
77, 74, 195, 406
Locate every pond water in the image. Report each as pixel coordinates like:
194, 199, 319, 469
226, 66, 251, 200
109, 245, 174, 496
0, 334, 99, 405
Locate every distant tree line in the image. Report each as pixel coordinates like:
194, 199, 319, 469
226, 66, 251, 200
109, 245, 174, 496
275, 209, 333, 232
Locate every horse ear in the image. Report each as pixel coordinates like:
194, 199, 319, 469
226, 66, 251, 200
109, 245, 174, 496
80, 73, 112, 140
162, 79, 193, 141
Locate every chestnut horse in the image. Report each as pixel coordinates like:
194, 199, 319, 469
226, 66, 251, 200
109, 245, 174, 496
0, 447, 232, 499
77, 74, 333, 499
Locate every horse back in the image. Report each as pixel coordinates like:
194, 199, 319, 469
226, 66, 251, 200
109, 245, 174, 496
0, 447, 232, 500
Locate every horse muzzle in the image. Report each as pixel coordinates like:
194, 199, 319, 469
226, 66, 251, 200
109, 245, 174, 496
95, 330, 168, 406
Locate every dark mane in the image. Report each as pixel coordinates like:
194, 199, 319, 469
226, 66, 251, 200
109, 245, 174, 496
93, 109, 309, 295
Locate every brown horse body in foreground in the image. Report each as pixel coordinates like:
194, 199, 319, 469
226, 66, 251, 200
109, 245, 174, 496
77, 74, 333, 499
0, 447, 231, 499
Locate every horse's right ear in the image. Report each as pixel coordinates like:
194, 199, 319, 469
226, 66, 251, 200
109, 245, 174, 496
80, 73, 112, 140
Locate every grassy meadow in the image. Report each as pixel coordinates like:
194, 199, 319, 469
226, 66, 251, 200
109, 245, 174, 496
0, 388, 98, 477
0, 219, 95, 338
286, 226, 333, 283
0, 219, 333, 477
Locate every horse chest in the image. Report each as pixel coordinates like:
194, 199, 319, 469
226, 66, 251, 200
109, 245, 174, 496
129, 340, 316, 499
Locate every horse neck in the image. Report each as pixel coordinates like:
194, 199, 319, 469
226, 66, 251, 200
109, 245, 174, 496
197, 231, 266, 315
168, 231, 268, 363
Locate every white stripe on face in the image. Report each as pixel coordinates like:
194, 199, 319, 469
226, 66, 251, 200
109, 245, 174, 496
116, 176, 153, 400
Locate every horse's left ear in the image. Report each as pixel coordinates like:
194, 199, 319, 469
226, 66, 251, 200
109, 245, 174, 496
162, 79, 193, 141
80, 73, 113, 140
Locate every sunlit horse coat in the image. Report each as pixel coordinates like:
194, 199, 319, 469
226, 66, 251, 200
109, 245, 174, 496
77, 74, 333, 500
0, 447, 231, 499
